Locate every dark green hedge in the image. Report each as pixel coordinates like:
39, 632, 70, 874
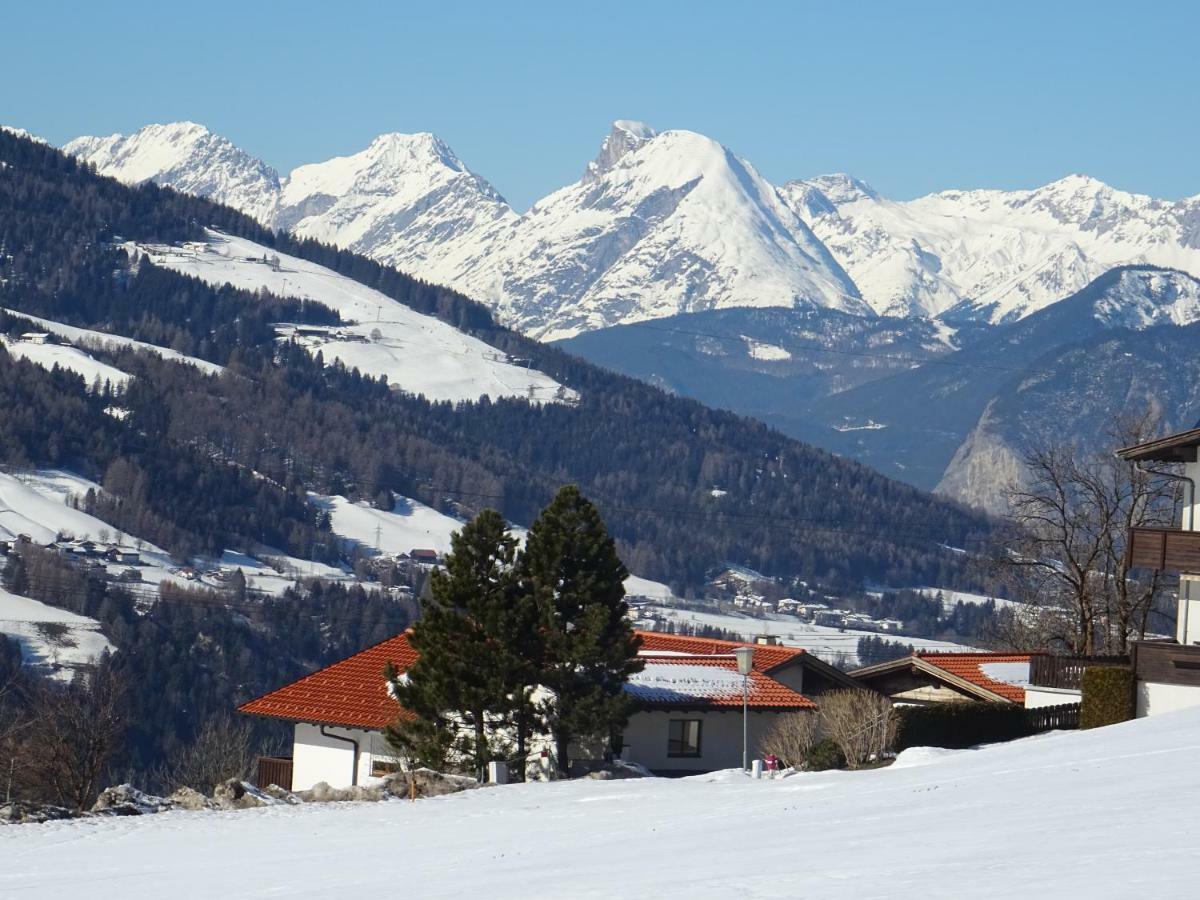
895, 701, 1029, 750
1080, 667, 1135, 729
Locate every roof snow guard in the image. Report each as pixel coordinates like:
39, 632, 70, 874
1116, 427, 1200, 464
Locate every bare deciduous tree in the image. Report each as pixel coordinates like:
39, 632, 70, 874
160, 714, 254, 793
757, 711, 820, 768
816, 689, 896, 768
20, 661, 125, 811
990, 412, 1177, 655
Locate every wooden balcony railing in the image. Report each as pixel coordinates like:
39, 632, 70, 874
255, 756, 293, 791
1028, 654, 1129, 691
1132, 640, 1200, 688
1126, 526, 1200, 574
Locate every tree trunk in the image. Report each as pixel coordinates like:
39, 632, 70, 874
555, 727, 570, 779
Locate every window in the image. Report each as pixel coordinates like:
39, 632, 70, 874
667, 719, 702, 757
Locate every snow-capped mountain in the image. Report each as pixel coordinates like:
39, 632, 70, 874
64, 120, 1200, 338
65, 120, 865, 339
467, 121, 866, 339
65, 123, 283, 223
274, 132, 518, 291
786, 173, 1200, 322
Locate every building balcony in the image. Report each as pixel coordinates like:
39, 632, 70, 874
1126, 526, 1200, 574
1028, 654, 1129, 691
1132, 640, 1200, 688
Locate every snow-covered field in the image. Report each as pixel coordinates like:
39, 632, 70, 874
0, 586, 112, 679
135, 232, 573, 404
916, 586, 1025, 613
0, 335, 130, 389
5, 709, 1198, 897
643, 605, 974, 666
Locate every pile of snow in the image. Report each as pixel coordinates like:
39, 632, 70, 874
134, 232, 573, 404
4, 708, 1198, 896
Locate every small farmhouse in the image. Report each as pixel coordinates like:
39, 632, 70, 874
851, 651, 1031, 706
238, 630, 840, 789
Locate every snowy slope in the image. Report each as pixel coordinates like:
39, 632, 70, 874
0, 586, 113, 679
133, 231, 572, 404
0, 335, 130, 389
2, 307, 224, 376
5, 707, 1198, 897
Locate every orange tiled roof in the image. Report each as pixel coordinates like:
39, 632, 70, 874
238, 632, 418, 729
631, 654, 816, 709
634, 631, 807, 674
916, 652, 1031, 704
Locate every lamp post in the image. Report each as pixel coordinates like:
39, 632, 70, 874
733, 646, 754, 772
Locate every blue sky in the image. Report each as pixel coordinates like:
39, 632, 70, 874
4, 0, 1197, 209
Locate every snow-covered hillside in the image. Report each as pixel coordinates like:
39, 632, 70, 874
0, 586, 112, 680
65, 119, 1200, 337
5, 707, 1196, 897
0, 335, 129, 389
133, 231, 572, 404
2, 307, 224, 376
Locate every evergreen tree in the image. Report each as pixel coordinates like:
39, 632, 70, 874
518, 486, 642, 776
387, 509, 520, 780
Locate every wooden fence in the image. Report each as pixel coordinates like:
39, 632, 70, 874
1023, 702, 1080, 732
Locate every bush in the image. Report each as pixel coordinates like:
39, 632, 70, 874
895, 702, 1027, 751
805, 738, 846, 771
818, 689, 897, 768
758, 712, 820, 769
1080, 666, 1135, 729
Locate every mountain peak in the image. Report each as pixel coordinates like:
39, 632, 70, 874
583, 119, 659, 183
804, 173, 879, 205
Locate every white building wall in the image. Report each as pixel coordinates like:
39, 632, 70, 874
292, 723, 380, 790
1024, 686, 1082, 709
619, 709, 787, 773
1136, 681, 1200, 717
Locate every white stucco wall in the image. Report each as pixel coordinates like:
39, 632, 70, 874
292, 723, 383, 790
1024, 686, 1082, 709
619, 709, 788, 773
1176, 577, 1200, 645
1136, 681, 1200, 718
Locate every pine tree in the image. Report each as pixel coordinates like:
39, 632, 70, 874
518, 485, 642, 776
387, 509, 519, 780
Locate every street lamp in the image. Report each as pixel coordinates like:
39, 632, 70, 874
733, 646, 754, 772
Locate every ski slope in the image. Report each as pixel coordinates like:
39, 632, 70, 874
0, 336, 130, 389
4, 708, 1197, 897
135, 232, 573, 404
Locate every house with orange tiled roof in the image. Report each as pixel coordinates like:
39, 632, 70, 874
849, 651, 1033, 706
239, 630, 827, 789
